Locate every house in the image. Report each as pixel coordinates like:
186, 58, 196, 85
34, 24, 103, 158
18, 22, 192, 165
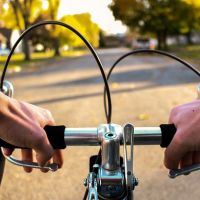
0, 27, 12, 49
0, 27, 21, 53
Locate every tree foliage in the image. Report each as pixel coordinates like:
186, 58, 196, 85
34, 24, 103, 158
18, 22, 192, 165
0, 0, 43, 30
110, 0, 200, 49
0, 0, 48, 60
0, 1, 99, 59
59, 13, 99, 48
44, 0, 61, 56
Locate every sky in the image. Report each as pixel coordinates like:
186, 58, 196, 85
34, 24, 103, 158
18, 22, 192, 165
58, 0, 127, 34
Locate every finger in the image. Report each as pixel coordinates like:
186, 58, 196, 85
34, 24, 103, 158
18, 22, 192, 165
40, 160, 50, 173
34, 130, 54, 167
53, 150, 63, 168
180, 151, 193, 169
193, 151, 200, 164
164, 131, 187, 169
21, 149, 33, 173
2, 148, 14, 156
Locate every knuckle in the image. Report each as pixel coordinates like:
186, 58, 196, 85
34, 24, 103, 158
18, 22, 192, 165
173, 132, 184, 147
44, 109, 52, 117
169, 106, 181, 124
45, 110, 55, 124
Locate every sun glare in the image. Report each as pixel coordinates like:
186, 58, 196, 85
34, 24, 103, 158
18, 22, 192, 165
58, 0, 127, 34
42, 0, 49, 10
3, 3, 9, 11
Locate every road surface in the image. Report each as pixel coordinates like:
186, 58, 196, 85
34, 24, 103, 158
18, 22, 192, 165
0, 48, 199, 200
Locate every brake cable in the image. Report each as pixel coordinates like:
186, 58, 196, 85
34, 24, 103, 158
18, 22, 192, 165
104, 49, 200, 118
0, 20, 112, 124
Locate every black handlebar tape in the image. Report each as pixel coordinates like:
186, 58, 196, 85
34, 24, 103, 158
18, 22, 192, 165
0, 125, 66, 149
44, 125, 66, 149
160, 124, 177, 148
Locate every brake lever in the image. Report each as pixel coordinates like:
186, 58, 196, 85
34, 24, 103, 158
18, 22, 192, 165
5, 155, 58, 171
2, 80, 14, 97
123, 123, 138, 195
169, 163, 200, 178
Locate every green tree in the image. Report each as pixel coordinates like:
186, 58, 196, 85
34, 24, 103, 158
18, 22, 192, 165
0, 0, 44, 60
28, 14, 54, 51
182, 0, 200, 44
73, 13, 99, 47
59, 13, 99, 48
110, 0, 200, 49
43, 0, 61, 56
0, 0, 61, 60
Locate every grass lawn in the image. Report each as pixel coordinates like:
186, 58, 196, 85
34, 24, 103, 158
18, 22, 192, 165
0, 50, 87, 72
170, 45, 200, 70
1, 45, 200, 72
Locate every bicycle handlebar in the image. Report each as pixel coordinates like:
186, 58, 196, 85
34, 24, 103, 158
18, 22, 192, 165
0, 124, 176, 149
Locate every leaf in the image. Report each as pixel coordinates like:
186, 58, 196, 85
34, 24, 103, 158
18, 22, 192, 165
111, 82, 119, 89
137, 113, 151, 120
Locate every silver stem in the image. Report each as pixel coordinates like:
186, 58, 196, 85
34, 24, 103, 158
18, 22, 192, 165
101, 124, 120, 171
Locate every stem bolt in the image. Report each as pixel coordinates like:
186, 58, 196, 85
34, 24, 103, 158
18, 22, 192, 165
83, 178, 88, 187
132, 177, 139, 187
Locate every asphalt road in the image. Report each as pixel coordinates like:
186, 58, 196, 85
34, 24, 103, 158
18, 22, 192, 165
0, 48, 199, 200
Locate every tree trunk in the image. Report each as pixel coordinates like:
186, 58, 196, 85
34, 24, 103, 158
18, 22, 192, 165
162, 30, 168, 50
157, 32, 162, 50
10, 1, 30, 60
6, 40, 11, 50
54, 38, 60, 56
186, 32, 193, 45
23, 8, 31, 61
23, 37, 31, 61
156, 31, 168, 50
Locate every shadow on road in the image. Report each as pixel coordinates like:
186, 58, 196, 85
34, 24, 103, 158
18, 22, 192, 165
27, 65, 199, 88
30, 85, 150, 105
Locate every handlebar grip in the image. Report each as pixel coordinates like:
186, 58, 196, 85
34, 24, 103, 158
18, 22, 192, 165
0, 125, 66, 149
160, 124, 177, 148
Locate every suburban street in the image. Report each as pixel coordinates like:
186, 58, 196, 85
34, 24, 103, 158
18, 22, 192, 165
0, 47, 200, 200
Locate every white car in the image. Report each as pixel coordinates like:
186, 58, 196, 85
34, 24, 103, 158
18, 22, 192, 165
132, 38, 156, 49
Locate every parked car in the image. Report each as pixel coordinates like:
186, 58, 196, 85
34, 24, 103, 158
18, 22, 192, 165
132, 38, 156, 49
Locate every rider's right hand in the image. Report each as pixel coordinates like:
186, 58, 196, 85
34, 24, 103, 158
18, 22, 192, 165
164, 100, 200, 170
0, 92, 63, 172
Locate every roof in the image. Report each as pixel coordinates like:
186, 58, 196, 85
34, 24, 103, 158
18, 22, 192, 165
0, 28, 12, 39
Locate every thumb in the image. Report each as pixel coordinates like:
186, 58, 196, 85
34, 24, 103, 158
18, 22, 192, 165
33, 131, 54, 167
